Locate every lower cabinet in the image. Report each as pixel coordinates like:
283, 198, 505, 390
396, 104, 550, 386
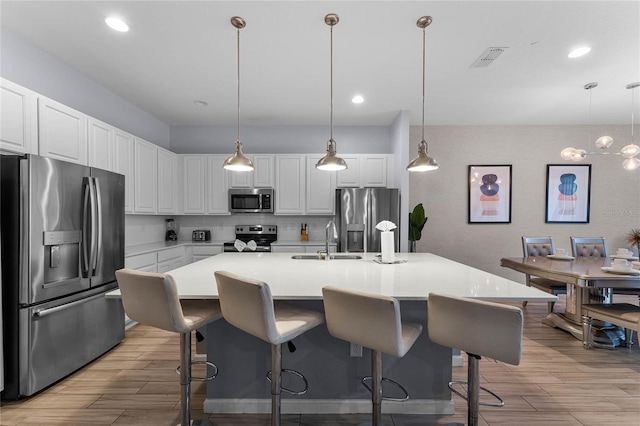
191, 245, 222, 263
157, 246, 186, 273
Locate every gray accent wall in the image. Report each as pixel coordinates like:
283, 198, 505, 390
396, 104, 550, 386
410, 125, 640, 282
0, 27, 170, 148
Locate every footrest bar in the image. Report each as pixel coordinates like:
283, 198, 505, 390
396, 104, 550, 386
362, 376, 410, 402
448, 380, 504, 407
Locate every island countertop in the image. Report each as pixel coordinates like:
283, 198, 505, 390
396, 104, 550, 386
109, 252, 557, 302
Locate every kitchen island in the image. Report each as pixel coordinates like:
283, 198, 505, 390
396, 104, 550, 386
109, 252, 556, 416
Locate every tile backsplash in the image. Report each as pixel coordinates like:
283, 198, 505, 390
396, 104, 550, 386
125, 214, 335, 246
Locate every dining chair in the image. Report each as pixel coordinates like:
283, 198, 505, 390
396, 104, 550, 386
571, 237, 640, 303
521, 236, 567, 313
115, 269, 222, 426
570, 236, 608, 257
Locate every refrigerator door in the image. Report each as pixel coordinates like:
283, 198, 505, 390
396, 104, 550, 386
26, 156, 91, 304
89, 168, 125, 287
366, 188, 400, 253
336, 188, 368, 253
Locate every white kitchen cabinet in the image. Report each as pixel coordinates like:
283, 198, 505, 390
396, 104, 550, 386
336, 156, 361, 187
0, 78, 37, 155
124, 252, 157, 272
38, 96, 87, 165
229, 166, 252, 188
191, 245, 222, 263
156, 246, 185, 273
183, 155, 206, 214
336, 154, 389, 187
362, 155, 388, 187
157, 147, 177, 214
306, 155, 336, 214
275, 155, 305, 215
133, 138, 158, 213
113, 129, 135, 213
207, 155, 230, 214
272, 244, 336, 253
87, 118, 113, 171
252, 155, 274, 187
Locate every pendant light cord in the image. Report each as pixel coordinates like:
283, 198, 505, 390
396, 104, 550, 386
421, 25, 426, 142
330, 22, 334, 141
236, 26, 241, 143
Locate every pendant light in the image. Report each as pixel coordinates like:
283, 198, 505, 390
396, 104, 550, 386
223, 16, 254, 172
407, 16, 439, 172
316, 13, 347, 171
560, 82, 640, 170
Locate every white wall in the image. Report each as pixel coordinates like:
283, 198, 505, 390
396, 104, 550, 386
0, 27, 171, 148
410, 125, 640, 283
169, 125, 391, 154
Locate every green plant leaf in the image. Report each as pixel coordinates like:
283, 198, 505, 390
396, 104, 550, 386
408, 203, 428, 242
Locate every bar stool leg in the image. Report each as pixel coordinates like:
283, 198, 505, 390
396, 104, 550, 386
371, 349, 382, 426
180, 331, 191, 426
467, 354, 480, 426
271, 344, 282, 426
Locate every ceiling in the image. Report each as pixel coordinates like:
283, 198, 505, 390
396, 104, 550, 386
1, 1, 639, 127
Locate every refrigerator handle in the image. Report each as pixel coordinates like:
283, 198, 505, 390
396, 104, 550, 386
88, 177, 98, 277
81, 177, 91, 277
92, 177, 103, 276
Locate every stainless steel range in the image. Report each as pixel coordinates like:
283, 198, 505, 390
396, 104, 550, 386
223, 225, 277, 252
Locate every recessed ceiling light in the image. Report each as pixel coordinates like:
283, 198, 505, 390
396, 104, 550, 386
193, 100, 208, 107
105, 17, 129, 32
568, 46, 591, 58
352, 95, 364, 104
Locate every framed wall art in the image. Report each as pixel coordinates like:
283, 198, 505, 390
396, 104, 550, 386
468, 165, 512, 224
545, 164, 591, 223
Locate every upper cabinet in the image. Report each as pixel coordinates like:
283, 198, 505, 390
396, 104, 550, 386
133, 138, 158, 214
113, 129, 135, 213
306, 155, 336, 215
88, 117, 113, 171
0, 78, 38, 155
229, 154, 274, 188
337, 154, 389, 188
38, 96, 88, 165
157, 147, 177, 214
275, 155, 305, 215
181, 155, 230, 215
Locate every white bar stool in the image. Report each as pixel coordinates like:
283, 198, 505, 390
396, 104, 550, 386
427, 293, 523, 426
116, 269, 223, 426
322, 286, 422, 426
214, 271, 325, 426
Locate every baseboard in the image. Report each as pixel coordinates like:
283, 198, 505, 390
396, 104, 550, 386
452, 354, 464, 367
202, 398, 455, 415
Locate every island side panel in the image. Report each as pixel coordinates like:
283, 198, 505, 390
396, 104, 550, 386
203, 300, 453, 414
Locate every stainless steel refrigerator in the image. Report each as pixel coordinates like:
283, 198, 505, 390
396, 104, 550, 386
335, 188, 400, 253
1, 154, 125, 399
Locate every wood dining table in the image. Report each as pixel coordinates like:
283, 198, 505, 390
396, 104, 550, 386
501, 256, 640, 347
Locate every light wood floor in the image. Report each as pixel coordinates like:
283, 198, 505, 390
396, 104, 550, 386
1, 296, 639, 426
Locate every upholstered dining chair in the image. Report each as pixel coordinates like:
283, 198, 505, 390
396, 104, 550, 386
521, 236, 567, 313
570, 236, 608, 258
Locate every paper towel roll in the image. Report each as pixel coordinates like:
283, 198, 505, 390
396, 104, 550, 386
381, 231, 394, 263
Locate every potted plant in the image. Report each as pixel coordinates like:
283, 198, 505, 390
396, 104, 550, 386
625, 228, 640, 256
408, 203, 428, 253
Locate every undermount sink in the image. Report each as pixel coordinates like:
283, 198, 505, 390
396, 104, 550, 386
291, 254, 363, 260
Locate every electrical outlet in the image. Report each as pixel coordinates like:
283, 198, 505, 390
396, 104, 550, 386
350, 343, 363, 357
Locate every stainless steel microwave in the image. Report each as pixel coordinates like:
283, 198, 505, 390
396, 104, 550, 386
228, 188, 274, 213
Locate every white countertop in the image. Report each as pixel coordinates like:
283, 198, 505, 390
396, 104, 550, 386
110, 252, 557, 302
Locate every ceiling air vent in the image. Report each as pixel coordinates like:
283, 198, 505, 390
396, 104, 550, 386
470, 47, 508, 68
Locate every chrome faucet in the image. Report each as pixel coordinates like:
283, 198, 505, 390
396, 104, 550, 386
324, 220, 338, 260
